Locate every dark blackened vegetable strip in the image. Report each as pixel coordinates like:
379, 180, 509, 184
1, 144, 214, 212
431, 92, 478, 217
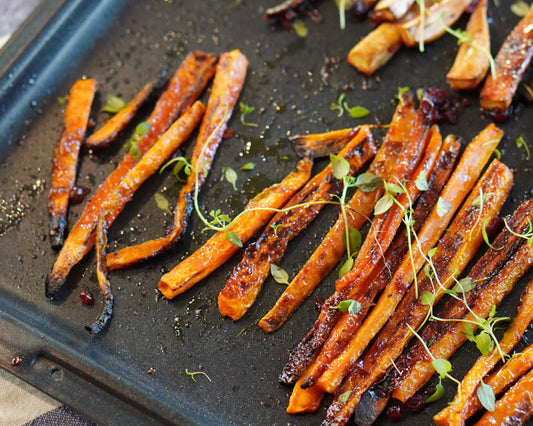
393, 203, 533, 402
480, 5, 533, 117
88, 101, 205, 334
158, 155, 313, 299
86, 80, 157, 149
290, 128, 356, 158
105, 50, 248, 270
475, 367, 533, 426
218, 127, 378, 321
280, 91, 437, 386
46, 51, 217, 298
49, 78, 98, 249
435, 274, 533, 425
324, 160, 513, 425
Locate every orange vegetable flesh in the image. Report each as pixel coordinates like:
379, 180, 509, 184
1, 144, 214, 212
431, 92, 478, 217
86, 80, 156, 149
290, 128, 356, 158
157, 155, 313, 299
218, 127, 378, 321
48, 78, 98, 248
105, 49, 248, 270
88, 101, 205, 333
46, 51, 217, 298
435, 275, 533, 425
393, 225, 533, 403
323, 160, 513, 424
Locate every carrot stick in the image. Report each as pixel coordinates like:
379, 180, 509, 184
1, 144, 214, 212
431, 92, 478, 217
290, 128, 356, 158
393, 228, 533, 403
435, 275, 533, 425
474, 367, 533, 426
157, 155, 313, 299
46, 51, 217, 298
218, 127, 377, 321
480, 5, 533, 116
87, 101, 205, 333
105, 50, 248, 270
323, 160, 513, 424
468, 343, 533, 420
48, 78, 98, 249
86, 80, 157, 149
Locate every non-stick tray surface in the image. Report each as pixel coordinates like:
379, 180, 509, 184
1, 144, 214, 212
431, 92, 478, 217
0, 1, 532, 425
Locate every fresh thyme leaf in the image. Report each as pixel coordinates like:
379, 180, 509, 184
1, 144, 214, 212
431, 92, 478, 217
338, 390, 351, 403
424, 264, 433, 279
154, 193, 172, 215
511, 1, 530, 17
452, 277, 476, 293
226, 230, 243, 247
240, 162, 256, 171
293, 19, 308, 38
421, 291, 435, 307
516, 135, 531, 159
384, 182, 404, 195
331, 299, 362, 315
338, 257, 354, 278
101, 94, 128, 114
475, 332, 493, 356
415, 171, 429, 191
432, 358, 452, 379
374, 194, 394, 215
222, 166, 238, 190
129, 143, 141, 161
330, 93, 345, 117
330, 154, 351, 180
427, 247, 437, 259
477, 380, 496, 412
462, 323, 475, 342
124, 121, 150, 159
473, 193, 492, 208
239, 102, 258, 127
426, 380, 445, 403
343, 102, 370, 119
355, 172, 382, 192
342, 227, 362, 257
57, 96, 67, 106
271, 264, 290, 285
436, 197, 452, 217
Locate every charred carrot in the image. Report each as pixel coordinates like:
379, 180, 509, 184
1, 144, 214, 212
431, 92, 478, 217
157, 155, 313, 299
435, 275, 533, 425
475, 367, 533, 426
218, 127, 377, 321
480, 5, 533, 117
323, 160, 513, 424
290, 128, 356, 158
446, 0, 490, 90
46, 51, 217, 298
86, 80, 157, 149
48, 78, 98, 249
105, 50, 248, 270
393, 225, 533, 402
87, 101, 205, 333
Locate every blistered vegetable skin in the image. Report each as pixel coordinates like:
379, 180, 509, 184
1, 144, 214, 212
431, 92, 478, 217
88, 101, 205, 334
158, 155, 313, 299
48, 78, 98, 249
86, 80, 157, 149
105, 49, 248, 270
218, 128, 377, 321
45, 51, 217, 298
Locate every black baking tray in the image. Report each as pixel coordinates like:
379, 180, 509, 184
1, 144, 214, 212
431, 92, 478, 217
0, 1, 532, 425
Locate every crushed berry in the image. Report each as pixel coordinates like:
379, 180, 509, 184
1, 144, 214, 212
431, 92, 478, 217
386, 405, 403, 421
69, 186, 90, 204
315, 297, 325, 311
80, 290, 94, 306
403, 394, 425, 413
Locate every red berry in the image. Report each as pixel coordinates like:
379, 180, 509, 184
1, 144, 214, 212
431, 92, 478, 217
403, 395, 425, 413
386, 405, 403, 421
80, 290, 94, 305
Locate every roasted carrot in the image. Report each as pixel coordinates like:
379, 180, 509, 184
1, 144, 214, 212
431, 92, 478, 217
323, 160, 513, 424
468, 343, 533, 421
347, 23, 403, 76
280, 91, 434, 385
105, 50, 248, 270
86, 80, 157, 149
446, 0, 490, 90
218, 127, 377, 321
475, 367, 533, 426
87, 101, 205, 333
435, 275, 533, 425
157, 155, 313, 299
399, 0, 472, 47
393, 227, 533, 402
46, 51, 217, 298
48, 78, 98, 249
290, 128, 355, 158
480, 5, 533, 117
